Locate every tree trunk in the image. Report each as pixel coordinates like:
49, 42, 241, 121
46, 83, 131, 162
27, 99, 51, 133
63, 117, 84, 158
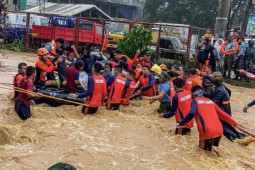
214, 0, 231, 39
240, 0, 252, 37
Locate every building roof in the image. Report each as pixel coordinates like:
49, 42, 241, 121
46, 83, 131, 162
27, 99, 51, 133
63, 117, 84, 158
25, 3, 113, 20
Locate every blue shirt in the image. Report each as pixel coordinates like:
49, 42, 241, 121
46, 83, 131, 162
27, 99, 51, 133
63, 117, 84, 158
239, 43, 246, 56
79, 52, 102, 75
224, 42, 235, 52
159, 82, 170, 103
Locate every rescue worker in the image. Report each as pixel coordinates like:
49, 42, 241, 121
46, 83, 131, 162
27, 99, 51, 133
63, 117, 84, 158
161, 78, 193, 135
177, 85, 239, 151
45, 38, 64, 57
212, 72, 231, 115
183, 70, 192, 91
142, 71, 171, 113
177, 67, 184, 79
35, 48, 62, 86
106, 66, 126, 110
136, 66, 156, 97
202, 75, 214, 100
212, 72, 246, 141
13, 63, 27, 98
190, 69, 202, 87
121, 71, 137, 105
133, 49, 154, 68
69, 63, 106, 115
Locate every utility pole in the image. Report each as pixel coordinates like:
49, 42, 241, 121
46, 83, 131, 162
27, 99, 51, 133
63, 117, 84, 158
240, 0, 253, 38
214, 0, 231, 39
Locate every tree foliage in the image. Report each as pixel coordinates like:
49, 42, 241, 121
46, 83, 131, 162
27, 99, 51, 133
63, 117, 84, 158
144, 0, 250, 29
117, 26, 153, 59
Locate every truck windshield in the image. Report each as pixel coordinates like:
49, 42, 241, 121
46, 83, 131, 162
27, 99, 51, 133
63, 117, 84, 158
40, 18, 49, 26
80, 22, 93, 31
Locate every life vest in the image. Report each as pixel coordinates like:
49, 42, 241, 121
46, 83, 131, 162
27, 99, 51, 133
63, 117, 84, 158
13, 74, 26, 98
121, 55, 133, 65
134, 69, 142, 81
176, 90, 193, 129
168, 81, 176, 100
35, 59, 57, 82
191, 76, 202, 87
195, 97, 223, 140
121, 80, 137, 105
138, 75, 156, 97
184, 78, 193, 91
178, 75, 183, 79
85, 75, 106, 109
107, 76, 126, 108
47, 40, 57, 55
139, 58, 153, 68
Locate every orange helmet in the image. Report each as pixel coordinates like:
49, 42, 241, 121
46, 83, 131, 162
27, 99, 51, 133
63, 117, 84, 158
160, 64, 168, 71
37, 48, 49, 56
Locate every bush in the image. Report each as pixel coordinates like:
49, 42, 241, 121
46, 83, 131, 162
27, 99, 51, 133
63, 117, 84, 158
117, 26, 154, 60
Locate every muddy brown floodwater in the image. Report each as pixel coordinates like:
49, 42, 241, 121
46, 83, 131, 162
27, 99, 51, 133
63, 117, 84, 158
0, 50, 255, 169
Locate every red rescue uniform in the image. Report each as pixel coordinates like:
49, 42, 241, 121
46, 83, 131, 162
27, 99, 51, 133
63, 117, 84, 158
107, 76, 126, 109
176, 90, 193, 129
121, 81, 137, 105
138, 75, 156, 97
195, 97, 238, 140
133, 54, 153, 68
85, 75, 106, 111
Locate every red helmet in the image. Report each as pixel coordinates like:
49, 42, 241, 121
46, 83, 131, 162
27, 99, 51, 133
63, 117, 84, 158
37, 48, 49, 56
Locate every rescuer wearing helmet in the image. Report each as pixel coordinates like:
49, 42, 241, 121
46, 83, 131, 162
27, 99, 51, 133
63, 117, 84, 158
45, 38, 65, 57
35, 48, 62, 86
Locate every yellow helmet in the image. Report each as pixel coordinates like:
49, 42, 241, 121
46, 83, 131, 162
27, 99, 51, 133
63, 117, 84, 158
150, 64, 162, 75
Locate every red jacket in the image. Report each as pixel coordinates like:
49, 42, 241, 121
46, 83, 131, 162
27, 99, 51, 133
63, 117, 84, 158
85, 75, 106, 108
195, 97, 238, 140
35, 58, 57, 82
133, 54, 153, 68
121, 80, 136, 105
107, 76, 126, 106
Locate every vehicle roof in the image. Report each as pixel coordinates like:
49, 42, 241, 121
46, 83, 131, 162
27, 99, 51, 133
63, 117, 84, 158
25, 2, 112, 20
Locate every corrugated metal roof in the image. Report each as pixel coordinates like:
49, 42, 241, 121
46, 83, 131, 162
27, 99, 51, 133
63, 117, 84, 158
25, 2, 113, 20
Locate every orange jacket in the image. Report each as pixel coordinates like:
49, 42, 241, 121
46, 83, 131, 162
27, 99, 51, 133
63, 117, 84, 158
107, 76, 126, 107
191, 76, 202, 87
121, 80, 137, 105
35, 59, 57, 82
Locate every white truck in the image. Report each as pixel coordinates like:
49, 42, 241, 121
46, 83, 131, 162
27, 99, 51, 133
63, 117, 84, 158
6, 13, 49, 28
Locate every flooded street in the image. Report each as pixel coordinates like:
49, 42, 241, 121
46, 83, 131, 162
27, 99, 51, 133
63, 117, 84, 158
0, 50, 255, 169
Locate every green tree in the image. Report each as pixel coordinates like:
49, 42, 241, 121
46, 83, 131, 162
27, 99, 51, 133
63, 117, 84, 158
144, 0, 218, 28
117, 26, 153, 59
